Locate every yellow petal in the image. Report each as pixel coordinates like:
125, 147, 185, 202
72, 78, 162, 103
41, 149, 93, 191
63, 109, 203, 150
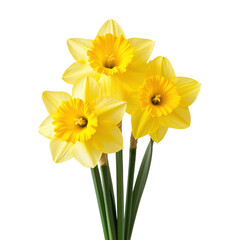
131, 109, 160, 139
174, 77, 201, 107
67, 38, 92, 61
72, 141, 101, 168
158, 107, 191, 129
98, 67, 145, 101
97, 19, 126, 38
94, 97, 126, 124
98, 74, 124, 100
128, 38, 154, 63
126, 93, 140, 115
128, 60, 147, 74
42, 91, 71, 115
92, 121, 123, 153
119, 68, 146, 96
39, 116, 55, 139
150, 126, 168, 143
146, 56, 176, 81
50, 139, 73, 163
62, 61, 93, 84
72, 76, 100, 104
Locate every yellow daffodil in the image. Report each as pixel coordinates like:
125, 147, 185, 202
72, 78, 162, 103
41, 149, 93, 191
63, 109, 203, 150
62, 19, 154, 100
127, 56, 201, 143
39, 76, 126, 168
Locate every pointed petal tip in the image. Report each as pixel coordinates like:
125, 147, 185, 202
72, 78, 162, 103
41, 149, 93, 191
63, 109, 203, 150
104, 18, 118, 24
72, 75, 100, 101
98, 19, 125, 37
150, 126, 168, 143
50, 139, 73, 163
66, 38, 71, 45
73, 158, 96, 168
38, 128, 44, 137
42, 91, 71, 115
67, 38, 73, 44
72, 141, 101, 168
42, 91, 51, 102
42, 90, 48, 98
175, 77, 201, 107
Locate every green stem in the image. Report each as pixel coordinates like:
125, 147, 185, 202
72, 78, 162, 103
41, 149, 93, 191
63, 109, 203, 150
124, 148, 137, 240
91, 166, 109, 240
101, 166, 117, 240
116, 150, 124, 240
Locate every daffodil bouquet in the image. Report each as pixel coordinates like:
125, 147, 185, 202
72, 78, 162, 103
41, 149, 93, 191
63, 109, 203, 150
39, 20, 200, 240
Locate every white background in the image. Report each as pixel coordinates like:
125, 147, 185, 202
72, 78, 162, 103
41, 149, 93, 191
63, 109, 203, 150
0, 0, 240, 239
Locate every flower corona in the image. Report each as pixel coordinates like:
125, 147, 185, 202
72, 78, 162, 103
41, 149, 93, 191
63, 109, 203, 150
139, 76, 181, 117
52, 98, 98, 143
87, 34, 134, 76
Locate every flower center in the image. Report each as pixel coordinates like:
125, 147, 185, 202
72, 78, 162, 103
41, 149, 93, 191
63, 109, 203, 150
52, 98, 98, 143
139, 76, 181, 117
87, 33, 134, 76
151, 94, 161, 105
74, 117, 88, 127
104, 54, 116, 69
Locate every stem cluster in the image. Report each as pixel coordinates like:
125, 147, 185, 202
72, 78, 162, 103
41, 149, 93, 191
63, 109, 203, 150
91, 127, 154, 240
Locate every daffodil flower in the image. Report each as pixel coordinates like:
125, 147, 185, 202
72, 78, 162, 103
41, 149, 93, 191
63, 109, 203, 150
127, 56, 201, 143
39, 77, 126, 167
62, 19, 155, 100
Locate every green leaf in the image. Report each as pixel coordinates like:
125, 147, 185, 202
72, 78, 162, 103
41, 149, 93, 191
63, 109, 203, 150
129, 139, 154, 238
